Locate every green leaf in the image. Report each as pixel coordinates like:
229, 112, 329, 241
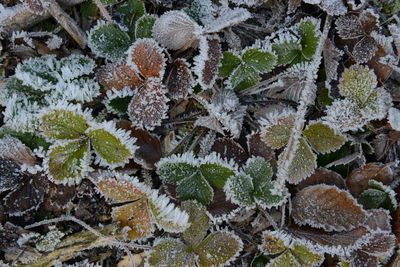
100, 0, 119, 4
272, 40, 302, 65
107, 95, 132, 114
40, 109, 89, 140
291, 245, 323, 267
229, 64, 259, 91
297, 19, 320, 60
147, 238, 196, 267
87, 128, 132, 167
219, 51, 241, 78
358, 180, 397, 211
176, 172, 214, 205
261, 114, 295, 149
199, 162, 235, 188
196, 231, 242, 267
225, 173, 255, 207
80, 0, 97, 18
157, 155, 198, 184
182, 201, 210, 246
242, 48, 277, 73
243, 157, 273, 187
268, 250, 300, 267
88, 23, 131, 60
135, 15, 156, 39
286, 137, 317, 184
46, 139, 90, 184
303, 122, 346, 154
0, 128, 50, 150
117, 0, 145, 39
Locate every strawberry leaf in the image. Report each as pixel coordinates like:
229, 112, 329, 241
303, 122, 346, 154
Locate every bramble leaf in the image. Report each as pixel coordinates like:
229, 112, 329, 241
297, 19, 320, 60
135, 15, 156, 39
176, 171, 214, 205
147, 238, 196, 267
291, 245, 324, 267
97, 61, 143, 91
88, 23, 131, 60
219, 51, 241, 78
272, 38, 302, 65
199, 161, 236, 188
225, 173, 255, 207
46, 139, 90, 184
196, 231, 242, 267
286, 137, 317, 184
242, 48, 277, 73
262, 231, 287, 255
260, 113, 295, 149
268, 250, 300, 267
40, 109, 89, 140
303, 122, 346, 154
229, 64, 259, 91
157, 153, 199, 184
181, 200, 210, 246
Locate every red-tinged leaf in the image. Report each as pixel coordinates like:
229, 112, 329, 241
127, 38, 166, 79
292, 185, 367, 232
359, 10, 379, 35
166, 58, 194, 100
247, 133, 275, 163
194, 36, 222, 89
211, 138, 248, 165
97, 61, 143, 91
346, 163, 393, 197
296, 168, 346, 191
366, 44, 393, 84
112, 198, 153, 240
96, 178, 146, 202
128, 78, 169, 130
4, 173, 49, 216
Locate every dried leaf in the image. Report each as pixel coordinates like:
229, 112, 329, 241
0, 157, 26, 193
166, 58, 194, 100
211, 138, 248, 165
292, 185, 367, 231
296, 168, 346, 191
181, 200, 210, 246
0, 135, 36, 166
147, 238, 196, 267
352, 36, 377, 63
203, 7, 251, 34
335, 15, 364, 39
97, 61, 143, 91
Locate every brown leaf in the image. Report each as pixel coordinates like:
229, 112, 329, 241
0, 157, 26, 193
207, 188, 239, 219
97, 61, 143, 91
350, 250, 379, 267
128, 78, 169, 130
42, 183, 76, 216
353, 36, 377, 63
0, 136, 36, 166
365, 209, 391, 231
292, 185, 367, 231
24, 0, 45, 14
323, 39, 343, 82
393, 206, 400, 243
346, 163, 393, 197
211, 138, 248, 165
296, 168, 346, 191
127, 39, 166, 79
116, 120, 162, 169
359, 10, 379, 35
195, 36, 222, 89
366, 44, 393, 84
247, 133, 275, 163
166, 58, 194, 100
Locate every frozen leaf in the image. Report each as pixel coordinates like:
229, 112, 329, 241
117, 0, 145, 39
148, 191, 190, 233
296, 168, 346, 191
335, 15, 364, 39
128, 79, 168, 130
225, 173, 255, 207
262, 230, 288, 255
229, 64, 259, 91
346, 163, 393, 197
291, 245, 324, 267
0, 135, 36, 167
127, 38, 166, 78
45, 139, 90, 185
36, 229, 65, 252
199, 154, 236, 188
24, 0, 44, 14
134, 15, 156, 39
292, 185, 367, 231
247, 133, 275, 162
323, 39, 343, 82
358, 180, 397, 211
88, 23, 131, 60
242, 48, 277, 73
87, 122, 136, 168
96, 177, 145, 202
268, 250, 300, 267
272, 37, 302, 65
97, 61, 143, 91
352, 36, 377, 63
194, 36, 222, 89
105, 89, 134, 115
166, 58, 194, 100
181, 200, 210, 246
176, 171, 214, 205
0, 157, 26, 193
40, 108, 90, 140
112, 198, 153, 239
196, 231, 242, 267
388, 107, 400, 131
152, 10, 202, 51
147, 238, 196, 267
211, 138, 248, 165
157, 152, 199, 184
260, 112, 295, 149
303, 0, 347, 16
184, 0, 214, 25
303, 122, 346, 154
297, 18, 320, 60
203, 7, 251, 34
365, 209, 391, 231
219, 51, 241, 78
286, 138, 317, 184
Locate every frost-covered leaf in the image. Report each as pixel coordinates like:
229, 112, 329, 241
148, 191, 190, 233
181, 200, 210, 246
199, 154, 236, 188
203, 7, 251, 34
229, 64, 259, 91
268, 250, 300, 267
88, 23, 131, 60
260, 112, 295, 149
40, 108, 90, 140
116, 0, 145, 39
219, 51, 241, 78
166, 58, 194, 100
323, 39, 343, 82
45, 139, 90, 184
303, 122, 345, 154
194, 36, 222, 89
211, 138, 248, 165
0, 135, 36, 167
156, 152, 199, 184
303, 0, 347, 16
286, 138, 317, 184
127, 38, 166, 78
86, 122, 136, 168
297, 18, 320, 60
97, 61, 143, 91
176, 171, 214, 205
291, 245, 324, 267
242, 48, 277, 73
105, 90, 133, 115
335, 15, 364, 39
262, 230, 288, 255
352, 36, 377, 63
225, 173, 255, 207
196, 231, 242, 267
338, 64, 377, 106
358, 180, 397, 211
147, 238, 196, 267
272, 37, 302, 65
388, 107, 400, 131
134, 15, 156, 39
296, 168, 346, 191
96, 176, 145, 202
128, 78, 169, 130
152, 10, 202, 51
292, 185, 367, 231
0, 157, 27, 193
24, 0, 45, 14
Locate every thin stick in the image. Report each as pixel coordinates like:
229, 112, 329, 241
95, 0, 113, 23
41, 0, 87, 48
257, 205, 279, 231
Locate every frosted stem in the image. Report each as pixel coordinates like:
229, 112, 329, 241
275, 15, 332, 187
